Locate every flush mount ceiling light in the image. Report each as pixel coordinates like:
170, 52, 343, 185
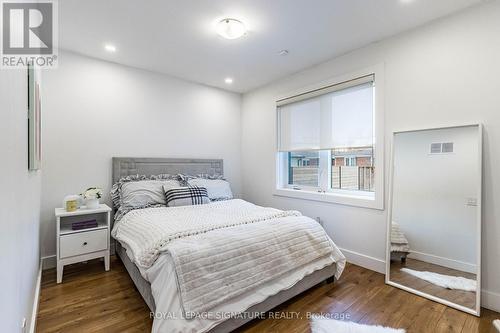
224, 77, 233, 84
104, 44, 116, 52
216, 18, 246, 40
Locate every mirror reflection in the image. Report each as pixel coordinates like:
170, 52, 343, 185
388, 125, 481, 313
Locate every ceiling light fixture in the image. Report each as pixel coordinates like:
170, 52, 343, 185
224, 77, 233, 84
216, 18, 246, 40
104, 44, 116, 52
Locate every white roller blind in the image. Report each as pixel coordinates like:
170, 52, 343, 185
330, 82, 374, 149
278, 78, 374, 152
278, 98, 322, 151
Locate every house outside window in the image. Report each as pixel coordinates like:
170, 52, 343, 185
275, 66, 384, 209
345, 156, 356, 166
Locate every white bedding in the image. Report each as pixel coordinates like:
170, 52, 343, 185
113, 200, 346, 333
112, 199, 303, 268
391, 222, 410, 253
145, 247, 341, 333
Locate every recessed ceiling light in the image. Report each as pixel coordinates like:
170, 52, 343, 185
104, 44, 116, 52
216, 18, 246, 40
224, 77, 233, 84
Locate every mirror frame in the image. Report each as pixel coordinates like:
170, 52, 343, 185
385, 123, 482, 317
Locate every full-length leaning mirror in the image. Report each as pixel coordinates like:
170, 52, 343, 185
386, 124, 482, 316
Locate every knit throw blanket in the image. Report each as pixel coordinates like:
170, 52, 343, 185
391, 222, 409, 245
391, 222, 410, 253
112, 199, 337, 314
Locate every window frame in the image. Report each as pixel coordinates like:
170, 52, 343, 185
345, 156, 356, 166
274, 65, 385, 210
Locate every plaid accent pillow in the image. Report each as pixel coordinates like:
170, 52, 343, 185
163, 185, 210, 207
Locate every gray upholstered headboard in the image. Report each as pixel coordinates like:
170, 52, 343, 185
112, 157, 223, 184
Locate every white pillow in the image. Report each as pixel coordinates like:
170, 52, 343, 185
187, 178, 233, 201
121, 179, 180, 209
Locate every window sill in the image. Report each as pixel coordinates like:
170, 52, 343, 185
273, 187, 383, 210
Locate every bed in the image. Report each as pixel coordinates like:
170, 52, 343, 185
111, 157, 345, 333
390, 221, 410, 263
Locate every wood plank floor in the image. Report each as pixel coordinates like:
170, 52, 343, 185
37, 256, 500, 333
390, 258, 477, 309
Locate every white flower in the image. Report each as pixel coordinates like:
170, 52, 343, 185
83, 187, 103, 199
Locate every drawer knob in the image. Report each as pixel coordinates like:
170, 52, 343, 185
83, 242, 88, 246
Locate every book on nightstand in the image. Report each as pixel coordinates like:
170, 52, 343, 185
71, 219, 98, 230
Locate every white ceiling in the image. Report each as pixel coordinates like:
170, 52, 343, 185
59, 0, 481, 93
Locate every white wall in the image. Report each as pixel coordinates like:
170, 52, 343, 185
392, 126, 479, 271
0, 70, 42, 331
40, 51, 242, 260
241, 1, 500, 311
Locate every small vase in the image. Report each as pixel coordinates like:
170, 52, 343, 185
86, 198, 100, 209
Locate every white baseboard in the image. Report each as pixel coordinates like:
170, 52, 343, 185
29, 260, 42, 333
407, 251, 476, 274
41, 255, 56, 270
339, 248, 385, 274
482, 289, 500, 313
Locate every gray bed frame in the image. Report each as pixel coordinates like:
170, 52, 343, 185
112, 157, 336, 333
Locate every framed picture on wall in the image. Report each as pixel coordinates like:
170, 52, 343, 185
28, 63, 42, 170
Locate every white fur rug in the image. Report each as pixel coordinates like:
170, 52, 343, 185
310, 317, 405, 333
401, 268, 476, 292
493, 319, 500, 332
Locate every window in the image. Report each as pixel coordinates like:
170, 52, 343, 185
345, 156, 356, 166
288, 151, 319, 187
331, 149, 374, 191
275, 68, 384, 209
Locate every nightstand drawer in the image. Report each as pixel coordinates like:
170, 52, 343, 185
60, 229, 108, 258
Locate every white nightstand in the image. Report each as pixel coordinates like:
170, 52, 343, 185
55, 204, 112, 283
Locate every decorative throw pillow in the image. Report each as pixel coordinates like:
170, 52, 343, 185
187, 178, 233, 201
110, 174, 181, 221
111, 174, 179, 209
177, 173, 225, 186
163, 185, 210, 207
121, 179, 180, 209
